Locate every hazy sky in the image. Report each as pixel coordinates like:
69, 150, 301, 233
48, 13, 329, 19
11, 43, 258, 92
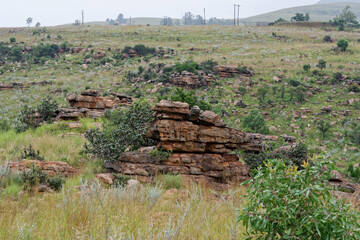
1, 0, 319, 27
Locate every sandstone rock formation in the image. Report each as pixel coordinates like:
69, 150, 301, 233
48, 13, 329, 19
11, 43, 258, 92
60, 90, 132, 120
168, 71, 215, 89
212, 65, 255, 78
8, 159, 78, 177
104, 100, 296, 187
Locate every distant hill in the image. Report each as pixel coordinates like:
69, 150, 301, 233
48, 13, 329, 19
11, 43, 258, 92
317, 0, 360, 4
60, 17, 163, 27
243, 2, 360, 24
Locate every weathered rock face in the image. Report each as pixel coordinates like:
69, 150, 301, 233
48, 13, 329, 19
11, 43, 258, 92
8, 159, 79, 177
104, 150, 249, 187
169, 71, 215, 89
62, 90, 133, 120
105, 100, 296, 187
212, 65, 255, 78
148, 100, 296, 153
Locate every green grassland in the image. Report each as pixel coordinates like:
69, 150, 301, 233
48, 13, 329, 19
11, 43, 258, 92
0, 24, 359, 238
243, 2, 360, 23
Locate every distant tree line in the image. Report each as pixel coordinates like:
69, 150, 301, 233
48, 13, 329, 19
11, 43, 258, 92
106, 13, 127, 25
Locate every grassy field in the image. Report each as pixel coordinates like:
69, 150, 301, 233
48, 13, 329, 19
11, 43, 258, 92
0, 24, 360, 238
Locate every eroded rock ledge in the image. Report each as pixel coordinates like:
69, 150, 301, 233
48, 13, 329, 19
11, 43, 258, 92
105, 100, 296, 187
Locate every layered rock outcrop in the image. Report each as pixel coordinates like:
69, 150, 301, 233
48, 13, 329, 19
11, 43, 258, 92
8, 159, 79, 177
212, 65, 255, 78
169, 71, 215, 89
105, 100, 296, 187
59, 90, 132, 120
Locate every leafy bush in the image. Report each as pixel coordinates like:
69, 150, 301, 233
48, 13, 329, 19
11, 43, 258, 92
303, 64, 311, 72
323, 35, 332, 42
0, 118, 11, 132
288, 79, 301, 87
36, 97, 58, 122
332, 72, 343, 84
14, 105, 37, 132
244, 142, 309, 170
294, 86, 306, 102
348, 85, 360, 93
337, 38, 349, 52
84, 99, 156, 161
9, 37, 16, 43
200, 59, 218, 72
347, 164, 360, 180
46, 175, 65, 191
242, 110, 269, 134
155, 174, 182, 190
20, 145, 44, 161
175, 61, 199, 73
316, 119, 332, 139
112, 174, 131, 187
350, 125, 360, 144
20, 165, 48, 190
149, 148, 172, 161
257, 87, 268, 104
317, 59, 326, 70
237, 158, 360, 239
33, 43, 60, 58
169, 88, 212, 111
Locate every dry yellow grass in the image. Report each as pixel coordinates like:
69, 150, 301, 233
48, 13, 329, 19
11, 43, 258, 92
0, 180, 247, 239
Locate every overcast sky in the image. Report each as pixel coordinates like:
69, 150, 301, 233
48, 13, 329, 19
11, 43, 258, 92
1, 0, 319, 27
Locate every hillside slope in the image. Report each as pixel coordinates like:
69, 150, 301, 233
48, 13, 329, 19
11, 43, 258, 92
243, 2, 360, 23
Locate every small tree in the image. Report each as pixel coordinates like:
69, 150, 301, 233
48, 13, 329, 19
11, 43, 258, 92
317, 59, 326, 70
237, 158, 360, 239
35, 22, 41, 27
323, 35, 332, 42
291, 13, 307, 22
26, 17, 33, 27
316, 119, 331, 139
257, 87, 268, 104
242, 110, 269, 134
337, 38, 349, 52
9, 37, 16, 43
303, 64, 311, 72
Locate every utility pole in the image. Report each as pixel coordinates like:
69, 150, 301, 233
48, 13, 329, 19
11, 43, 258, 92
82, 10, 84, 26
237, 5, 240, 26
234, 4, 236, 26
233, 4, 240, 26
129, 16, 132, 25
203, 8, 206, 25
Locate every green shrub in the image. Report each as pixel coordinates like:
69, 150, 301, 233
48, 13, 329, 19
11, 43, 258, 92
0, 118, 11, 132
316, 119, 332, 139
149, 148, 172, 161
303, 64, 311, 72
169, 88, 212, 111
294, 86, 306, 102
317, 59, 326, 70
238, 86, 247, 95
350, 125, 360, 144
347, 164, 360, 180
337, 38, 349, 52
323, 35, 332, 42
244, 142, 309, 170
46, 175, 65, 191
14, 105, 37, 132
33, 43, 60, 58
20, 165, 48, 190
112, 174, 131, 187
20, 145, 44, 161
175, 61, 199, 73
237, 158, 360, 239
200, 59, 218, 72
288, 79, 301, 87
36, 97, 58, 122
9, 37, 16, 43
155, 174, 182, 190
84, 99, 156, 161
242, 110, 269, 134
348, 85, 360, 93
257, 87, 268, 104
332, 72, 343, 84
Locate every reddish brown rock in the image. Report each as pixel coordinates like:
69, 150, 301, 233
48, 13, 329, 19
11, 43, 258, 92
8, 159, 79, 177
153, 100, 189, 115
213, 65, 255, 78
